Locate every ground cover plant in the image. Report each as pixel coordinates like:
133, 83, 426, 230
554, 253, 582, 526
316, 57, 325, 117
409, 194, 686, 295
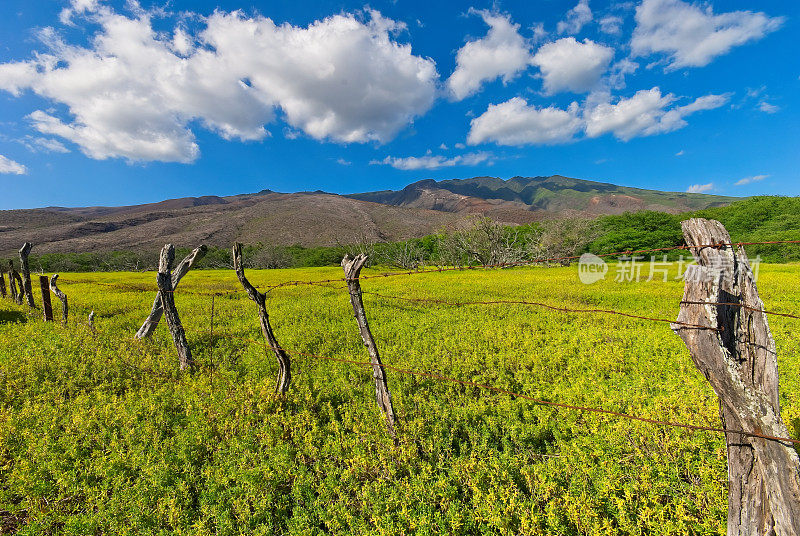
1, 262, 799, 534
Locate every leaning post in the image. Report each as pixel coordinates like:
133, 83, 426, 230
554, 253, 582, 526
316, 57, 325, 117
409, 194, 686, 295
342, 254, 397, 437
672, 218, 800, 535
232, 243, 291, 393
156, 244, 193, 371
0, 271, 5, 299
135, 245, 207, 339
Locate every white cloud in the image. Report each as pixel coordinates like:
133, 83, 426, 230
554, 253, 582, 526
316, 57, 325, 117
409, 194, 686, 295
336, 158, 351, 166
558, 0, 593, 35
531, 37, 614, 94
599, 15, 623, 35
371, 151, 493, 170
687, 183, 713, 193
467, 97, 582, 146
675, 149, 684, 156
20, 136, 70, 153
446, 10, 532, 101
0, 154, 27, 174
758, 102, 779, 114
631, 0, 784, 69
735, 174, 768, 186
0, 6, 438, 163
584, 87, 729, 140
439, 143, 448, 150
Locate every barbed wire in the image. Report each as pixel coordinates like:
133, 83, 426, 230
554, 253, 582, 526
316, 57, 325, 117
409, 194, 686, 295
214, 332, 800, 447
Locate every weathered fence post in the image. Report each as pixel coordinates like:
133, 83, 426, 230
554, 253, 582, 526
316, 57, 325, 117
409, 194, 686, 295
672, 218, 800, 535
342, 254, 397, 436
8, 261, 22, 305
135, 245, 207, 339
156, 244, 193, 371
39, 275, 53, 322
18, 242, 35, 308
0, 271, 5, 298
50, 274, 68, 325
232, 243, 291, 393
88, 310, 96, 334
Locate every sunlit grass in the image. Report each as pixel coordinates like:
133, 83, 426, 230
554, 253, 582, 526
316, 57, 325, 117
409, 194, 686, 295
1, 263, 798, 534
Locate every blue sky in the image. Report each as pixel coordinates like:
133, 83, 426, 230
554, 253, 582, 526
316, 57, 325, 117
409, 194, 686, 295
0, 0, 797, 209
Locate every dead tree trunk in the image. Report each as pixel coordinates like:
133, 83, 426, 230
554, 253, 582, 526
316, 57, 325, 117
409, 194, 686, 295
135, 245, 207, 339
50, 274, 68, 325
232, 243, 291, 393
39, 275, 53, 321
672, 218, 800, 536
156, 244, 193, 371
18, 242, 35, 308
0, 271, 5, 299
342, 254, 397, 436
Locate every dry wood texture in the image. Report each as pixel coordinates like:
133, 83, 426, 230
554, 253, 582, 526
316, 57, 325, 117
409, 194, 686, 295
18, 242, 34, 308
0, 272, 5, 299
672, 218, 800, 535
232, 243, 291, 393
156, 244, 193, 371
342, 254, 397, 436
50, 274, 68, 325
8, 262, 22, 306
135, 245, 207, 339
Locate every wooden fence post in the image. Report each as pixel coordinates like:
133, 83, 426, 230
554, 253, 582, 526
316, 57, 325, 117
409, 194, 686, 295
88, 310, 96, 334
135, 245, 207, 339
156, 244, 193, 371
672, 218, 800, 535
50, 274, 68, 325
8, 261, 22, 306
0, 271, 5, 299
18, 242, 35, 308
232, 243, 291, 393
39, 275, 53, 322
342, 254, 397, 436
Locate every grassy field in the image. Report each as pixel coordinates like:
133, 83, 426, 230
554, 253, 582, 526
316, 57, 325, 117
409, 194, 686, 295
1, 263, 799, 535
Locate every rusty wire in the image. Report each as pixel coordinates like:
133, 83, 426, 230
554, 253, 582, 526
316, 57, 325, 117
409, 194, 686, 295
214, 331, 800, 447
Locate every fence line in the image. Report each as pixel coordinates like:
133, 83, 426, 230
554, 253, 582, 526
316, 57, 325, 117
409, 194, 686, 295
6, 239, 800, 447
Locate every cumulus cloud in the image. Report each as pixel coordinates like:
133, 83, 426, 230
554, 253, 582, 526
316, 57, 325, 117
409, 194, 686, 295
446, 10, 532, 101
631, 0, 784, 69
687, 183, 713, 193
735, 174, 768, 186
467, 97, 582, 146
370, 151, 493, 170
558, 0, 593, 35
531, 37, 614, 94
0, 154, 27, 174
584, 87, 729, 140
0, 4, 438, 162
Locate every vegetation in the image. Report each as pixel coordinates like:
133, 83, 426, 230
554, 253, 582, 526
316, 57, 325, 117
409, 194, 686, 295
16, 196, 800, 274
1, 262, 799, 534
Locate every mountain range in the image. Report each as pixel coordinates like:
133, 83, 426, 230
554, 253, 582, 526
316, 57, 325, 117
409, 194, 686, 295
1, 175, 737, 256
